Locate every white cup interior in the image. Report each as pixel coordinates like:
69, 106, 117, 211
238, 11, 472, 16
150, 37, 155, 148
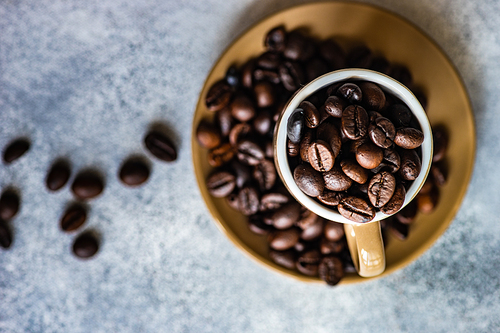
273, 69, 433, 224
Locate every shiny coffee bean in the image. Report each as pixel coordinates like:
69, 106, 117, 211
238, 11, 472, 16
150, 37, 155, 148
60, 204, 87, 232
317, 190, 344, 206
323, 165, 352, 191
272, 202, 301, 229
300, 101, 320, 128
360, 82, 386, 111
119, 159, 150, 186
287, 139, 299, 157
208, 143, 235, 168
432, 126, 449, 162
236, 140, 264, 165
293, 164, 324, 197
238, 186, 260, 216
341, 105, 369, 140
381, 183, 406, 215
0, 221, 12, 249
398, 148, 422, 181
388, 104, 412, 127
340, 159, 369, 184
347, 45, 373, 68
269, 249, 296, 269
144, 131, 177, 162
431, 163, 447, 187
231, 93, 255, 122
300, 130, 314, 162
319, 256, 344, 286
368, 171, 396, 208
260, 193, 289, 211
269, 228, 300, 251
320, 238, 345, 255
0, 191, 20, 220
206, 171, 236, 198
254, 81, 275, 108
368, 117, 396, 148
296, 209, 319, 230
3, 138, 30, 164
417, 190, 438, 214
248, 215, 273, 235
264, 26, 287, 52
225, 65, 240, 87
319, 39, 346, 69
205, 79, 232, 112
72, 233, 99, 259
284, 30, 315, 61
322, 96, 346, 118
71, 172, 104, 200
196, 120, 221, 149
46, 160, 71, 191
265, 141, 274, 159
241, 58, 255, 89
229, 123, 251, 146
394, 200, 418, 224
217, 106, 233, 138
231, 160, 252, 188
394, 128, 424, 149
254, 68, 281, 84
256, 51, 281, 69
287, 108, 305, 144
338, 196, 375, 223
324, 221, 345, 242
279, 61, 304, 91
316, 121, 342, 158
337, 83, 362, 104
296, 250, 321, 276
253, 159, 276, 191
308, 140, 334, 172
371, 147, 401, 173
299, 217, 323, 242
368, 111, 383, 123
356, 141, 383, 170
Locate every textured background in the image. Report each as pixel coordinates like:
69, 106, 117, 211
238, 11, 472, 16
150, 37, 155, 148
0, 0, 498, 332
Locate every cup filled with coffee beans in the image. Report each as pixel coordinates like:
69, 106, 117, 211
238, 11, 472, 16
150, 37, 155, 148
273, 69, 433, 277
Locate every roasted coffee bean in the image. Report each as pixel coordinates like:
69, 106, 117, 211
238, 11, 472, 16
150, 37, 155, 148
305, 57, 329, 82
119, 159, 150, 186
299, 218, 324, 241
287, 108, 305, 144
264, 26, 287, 52
338, 196, 375, 223
272, 202, 301, 229
253, 68, 281, 84
318, 190, 344, 206
253, 159, 276, 191
350, 137, 368, 154
230, 93, 255, 122
341, 105, 368, 140
46, 160, 71, 191
398, 148, 422, 181
196, 120, 221, 149
296, 209, 319, 230
368, 117, 396, 148
368, 111, 383, 123
226, 193, 240, 211
3, 138, 30, 164
287, 139, 299, 157
0, 221, 12, 249
230, 160, 251, 188
337, 83, 362, 104
368, 171, 396, 208
308, 140, 334, 172
284, 30, 315, 61
324, 221, 345, 242
144, 131, 177, 162
340, 159, 369, 184
296, 250, 321, 276
254, 81, 275, 108
322, 96, 346, 118
319, 256, 344, 286
300, 130, 314, 162
217, 106, 233, 138
71, 172, 104, 200
238, 186, 260, 216
269, 249, 296, 269
323, 165, 352, 191
389, 65, 412, 88
208, 143, 235, 168
347, 46, 373, 68
236, 140, 264, 165
265, 141, 274, 159
260, 192, 289, 211
256, 51, 281, 69
360, 82, 386, 111
356, 141, 383, 170
248, 215, 273, 235
432, 126, 449, 162
300, 101, 320, 128
394, 128, 424, 149
417, 190, 438, 214
388, 104, 412, 127
431, 163, 447, 187
419, 178, 434, 195
381, 183, 406, 215
389, 219, 409, 241
241, 58, 255, 89
269, 228, 300, 251
60, 204, 87, 232
370, 56, 390, 74
72, 233, 99, 259
371, 147, 401, 173
279, 61, 304, 91
206, 171, 235, 198
293, 164, 324, 197
225, 65, 240, 87
253, 110, 273, 136
320, 238, 345, 255
0, 191, 20, 220
229, 123, 251, 146
319, 39, 345, 69
316, 121, 342, 158
205, 79, 232, 112
394, 200, 417, 224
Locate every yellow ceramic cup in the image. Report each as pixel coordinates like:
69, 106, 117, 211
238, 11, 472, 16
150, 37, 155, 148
273, 69, 433, 278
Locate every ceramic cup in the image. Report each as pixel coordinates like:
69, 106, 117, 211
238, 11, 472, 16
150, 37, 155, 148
273, 69, 433, 277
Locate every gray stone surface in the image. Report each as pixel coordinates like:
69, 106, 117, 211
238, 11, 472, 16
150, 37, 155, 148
0, 0, 498, 332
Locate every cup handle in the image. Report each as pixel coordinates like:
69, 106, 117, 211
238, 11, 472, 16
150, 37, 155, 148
344, 222, 386, 278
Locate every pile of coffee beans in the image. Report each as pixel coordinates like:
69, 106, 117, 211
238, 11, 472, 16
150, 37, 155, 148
199, 25, 449, 285
288, 80, 424, 223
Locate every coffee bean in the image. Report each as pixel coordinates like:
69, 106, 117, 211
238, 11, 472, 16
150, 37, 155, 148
340, 159, 369, 184
196, 120, 221, 149
217, 106, 233, 138
341, 105, 368, 140
300, 101, 320, 128
284, 30, 315, 61
356, 141, 383, 170
236, 140, 264, 165
287, 108, 305, 144
359, 82, 386, 111
347, 46, 373, 68
238, 186, 260, 216
368, 111, 383, 123
296, 250, 321, 276
432, 126, 449, 162
144, 131, 177, 162
248, 215, 273, 235
256, 51, 281, 69
0, 221, 12, 249
254, 81, 275, 108
269, 228, 300, 251
252, 110, 273, 137
272, 202, 301, 229
371, 147, 401, 173
72, 233, 99, 259
265, 141, 274, 159
206, 171, 236, 198
308, 140, 334, 172
46, 160, 71, 191
279, 60, 305, 91
323, 165, 352, 191
317, 190, 344, 206
229, 123, 252, 146
431, 163, 447, 187
260, 192, 289, 211
225, 65, 240, 87
3, 138, 30, 164
398, 148, 422, 181
368, 117, 396, 148
388, 104, 412, 127
337, 83, 362, 104
293, 164, 324, 197
254, 68, 281, 84
119, 159, 150, 186
394, 200, 418, 224
394, 128, 424, 149
208, 143, 235, 168
71, 172, 104, 200
324, 221, 345, 242
264, 26, 287, 52
287, 139, 299, 157
319, 256, 344, 286
319, 39, 345, 69
298, 215, 323, 241
381, 182, 406, 215
205, 79, 232, 112
322, 96, 346, 118
316, 121, 342, 158
417, 190, 438, 214
269, 249, 296, 269
338, 196, 375, 223
60, 204, 87, 232
253, 159, 276, 191
231, 93, 255, 122
0, 191, 20, 220
320, 238, 345, 255
368, 171, 396, 208
241, 58, 255, 89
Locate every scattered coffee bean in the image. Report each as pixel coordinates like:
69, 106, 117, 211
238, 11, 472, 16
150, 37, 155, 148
72, 233, 99, 259
205, 79, 232, 112
0, 191, 20, 220
272, 202, 301, 229
319, 256, 344, 286
231, 93, 256, 122
196, 120, 221, 149
269, 249, 296, 269
417, 190, 438, 214
60, 204, 87, 232
208, 143, 235, 168
236, 140, 264, 165
296, 250, 321, 276
3, 138, 30, 164
269, 228, 300, 251
238, 186, 260, 216
119, 159, 150, 186
71, 172, 104, 200
324, 221, 344, 242
0, 221, 12, 249
46, 160, 71, 191
394, 127, 424, 149
206, 171, 235, 198
144, 131, 177, 162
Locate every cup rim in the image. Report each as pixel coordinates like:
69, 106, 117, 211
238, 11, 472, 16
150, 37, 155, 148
273, 68, 433, 224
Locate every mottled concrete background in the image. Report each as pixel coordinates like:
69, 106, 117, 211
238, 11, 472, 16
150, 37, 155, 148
0, 0, 498, 332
